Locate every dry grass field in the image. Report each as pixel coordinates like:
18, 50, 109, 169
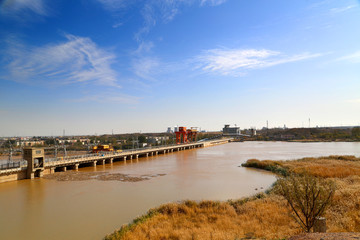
104, 155, 360, 240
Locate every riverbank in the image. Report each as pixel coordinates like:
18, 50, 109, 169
104, 155, 360, 240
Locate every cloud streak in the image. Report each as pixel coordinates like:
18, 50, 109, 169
1, 34, 119, 87
330, 4, 356, 14
0, 0, 49, 19
96, 0, 127, 11
337, 51, 360, 63
194, 48, 323, 76
201, 0, 227, 6
67, 93, 140, 104
131, 56, 160, 81
96, 0, 227, 42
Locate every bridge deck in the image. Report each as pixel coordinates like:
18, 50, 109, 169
0, 139, 231, 176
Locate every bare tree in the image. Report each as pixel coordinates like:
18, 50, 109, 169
275, 173, 335, 232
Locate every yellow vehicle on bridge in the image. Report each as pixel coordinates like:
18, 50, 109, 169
92, 145, 112, 153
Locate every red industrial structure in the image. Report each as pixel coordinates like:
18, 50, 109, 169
175, 127, 198, 144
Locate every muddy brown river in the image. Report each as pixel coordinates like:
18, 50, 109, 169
0, 142, 359, 240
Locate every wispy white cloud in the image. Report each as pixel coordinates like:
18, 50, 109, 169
201, 0, 227, 6
337, 51, 360, 63
1, 34, 119, 87
0, 0, 49, 18
134, 0, 227, 41
195, 48, 323, 76
330, 4, 356, 13
96, 0, 227, 42
96, 0, 128, 11
67, 93, 140, 104
134, 41, 154, 55
112, 22, 124, 28
131, 57, 160, 81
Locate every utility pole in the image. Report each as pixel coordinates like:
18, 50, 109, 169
8, 140, 13, 163
63, 140, 67, 157
54, 138, 58, 159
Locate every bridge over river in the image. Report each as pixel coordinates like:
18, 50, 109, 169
0, 138, 231, 183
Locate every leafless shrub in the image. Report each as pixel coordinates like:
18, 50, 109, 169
275, 173, 335, 232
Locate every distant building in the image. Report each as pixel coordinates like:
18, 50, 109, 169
16, 140, 45, 147
250, 128, 257, 136
139, 143, 148, 148
223, 125, 240, 136
167, 127, 173, 133
148, 136, 170, 145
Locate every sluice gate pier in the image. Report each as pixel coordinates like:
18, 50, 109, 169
0, 138, 231, 183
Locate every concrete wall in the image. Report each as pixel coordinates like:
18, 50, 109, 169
0, 170, 27, 183
203, 139, 230, 147
43, 168, 52, 175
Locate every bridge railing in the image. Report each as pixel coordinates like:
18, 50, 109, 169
45, 152, 112, 163
0, 160, 27, 171
44, 142, 203, 164
1, 139, 227, 170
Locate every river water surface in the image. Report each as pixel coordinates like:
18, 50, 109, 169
0, 141, 359, 240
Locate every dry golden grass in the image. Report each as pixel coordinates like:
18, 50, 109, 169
105, 156, 360, 240
326, 176, 360, 232
281, 156, 360, 178
105, 196, 300, 240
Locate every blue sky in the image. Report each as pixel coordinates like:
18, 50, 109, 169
0, 0, 360, 136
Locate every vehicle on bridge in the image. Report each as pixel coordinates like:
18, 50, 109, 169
91, 145, 122, 153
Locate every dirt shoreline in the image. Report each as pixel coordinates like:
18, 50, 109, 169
289, 232, 360, 240
43, 171, 166, 182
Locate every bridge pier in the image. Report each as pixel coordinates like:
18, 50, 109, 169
92, 161, 97, 167
107, 158, 113, 164
146, 153, 149, 157
155, 151, 158, 155
99, 159, 105, 165
61, 166, 67, 172
135, 154, 139, 159
73, 164, 79, 170
150, 152, 154, 156
50, 167, 56, 174
123, 156, 127, 163
171, 149, 173, 152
